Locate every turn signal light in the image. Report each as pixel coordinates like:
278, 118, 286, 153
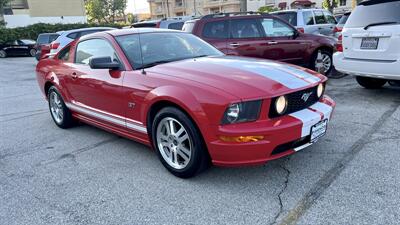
219, 135, 264, 143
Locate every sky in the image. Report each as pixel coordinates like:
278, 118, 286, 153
126, 0, 150, 14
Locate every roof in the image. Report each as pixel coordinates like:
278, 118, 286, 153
105, 28, 184, 37
60, 27, 116, 35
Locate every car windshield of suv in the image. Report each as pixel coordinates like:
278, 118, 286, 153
345, 0, 400, 28
272, 12, 297, 26
116, 32, 223, 69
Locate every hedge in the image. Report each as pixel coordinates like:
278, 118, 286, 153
0, 23, 127, 43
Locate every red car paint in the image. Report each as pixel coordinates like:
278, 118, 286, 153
36, 29, 335, 166
186, 14, 336, 68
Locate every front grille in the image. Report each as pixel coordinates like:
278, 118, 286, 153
269, 85, 322, 118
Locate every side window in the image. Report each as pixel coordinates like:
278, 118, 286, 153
5, 40, 17, 45
167, 22, 184, 30
261, 18, 295, 37
67, 32, 78, 39
230, 19, 263, 39
314, 11, 327, 24
202, 21, 228, 39
75, 39, 118, 65
58, 46, 71, 61
323, 11, 337, 24
302, 11, 315, 25
49, 34, 59, 43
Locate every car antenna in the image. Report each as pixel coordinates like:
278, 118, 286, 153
137, 31, 146, 75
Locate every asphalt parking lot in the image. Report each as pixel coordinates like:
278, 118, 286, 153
1, 57, 399, 225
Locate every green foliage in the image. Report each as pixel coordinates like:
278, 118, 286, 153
85, 0, 127, 23
0, 23, 126, 43
322, 0, 338, 12
258, 5, 280, 13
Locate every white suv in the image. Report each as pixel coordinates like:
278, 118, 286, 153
333, 0, 400, 89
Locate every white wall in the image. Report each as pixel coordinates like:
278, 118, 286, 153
4, 15, 87, 28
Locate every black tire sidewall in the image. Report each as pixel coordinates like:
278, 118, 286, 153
47, 86, 74, 128
151, 107, 207, 178
356, 76, 387, 89
0, 50, 6, 58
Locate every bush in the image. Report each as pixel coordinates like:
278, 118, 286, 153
0, 23, 127, 43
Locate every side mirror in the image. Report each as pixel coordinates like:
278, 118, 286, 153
89, 56, 120, 70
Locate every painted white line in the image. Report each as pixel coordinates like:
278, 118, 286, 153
290, 109, 323, 137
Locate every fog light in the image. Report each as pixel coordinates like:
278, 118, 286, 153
219, 135, 264, 143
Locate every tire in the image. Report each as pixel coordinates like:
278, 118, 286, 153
356, 76, 387, 89
310, 49, 333, 75
29, 49, 36, 57
0, 50, 6, 58
151, 107, 209, 178
47, 86, 75, 128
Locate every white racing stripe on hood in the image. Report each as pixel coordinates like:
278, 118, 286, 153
209, 57, 320, 89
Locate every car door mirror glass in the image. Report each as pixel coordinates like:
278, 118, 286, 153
89, 56, 120, 70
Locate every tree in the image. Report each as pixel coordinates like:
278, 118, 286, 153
85, 0, 127, 23
322, 0, 338, 12
258, 5, 279, 13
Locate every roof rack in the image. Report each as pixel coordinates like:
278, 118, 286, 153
201, 11, 269, 19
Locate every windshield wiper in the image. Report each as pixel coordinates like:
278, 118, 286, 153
364, 21, 399, 30
192, 54, 209, 59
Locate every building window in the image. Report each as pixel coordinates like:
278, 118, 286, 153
175, 0, 183, 7
339, 0, 346, 6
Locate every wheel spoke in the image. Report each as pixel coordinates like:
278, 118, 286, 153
175, 127, 184, 137
169, 120, 175, 134
178, 133, 189, 143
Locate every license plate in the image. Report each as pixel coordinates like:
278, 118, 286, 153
360, 37, 379, 49
310, 119, 328, 143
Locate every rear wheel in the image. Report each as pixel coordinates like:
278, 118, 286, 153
152, 107, 209, 178
0, 50, 6, 58
311, 49, 333, 75
356, 76, 387, 89
48, 86, 75, 128
29, 49, 36, 57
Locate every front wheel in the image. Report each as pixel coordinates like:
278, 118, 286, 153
356, 76, 387, 89
310, 49, 333, 75
48, 86, 75, 128
0, 50, 6, 58
152, 107, 209, 178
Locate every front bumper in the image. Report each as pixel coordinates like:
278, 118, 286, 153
208, 95, 336, 166
333, 52, 400, 80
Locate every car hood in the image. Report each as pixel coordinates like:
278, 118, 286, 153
148, 56, 326, 100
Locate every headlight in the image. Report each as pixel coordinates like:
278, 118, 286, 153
317, 83, 324, 98
221, 100, 262, 124
275, 95, 288, 115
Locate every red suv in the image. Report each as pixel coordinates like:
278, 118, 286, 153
183, 12, 336, 74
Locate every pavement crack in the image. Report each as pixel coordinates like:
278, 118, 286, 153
0, 111, 47, 122
270, 157, 291, 225
278, 102, 399, 225
35, 137, 120, 167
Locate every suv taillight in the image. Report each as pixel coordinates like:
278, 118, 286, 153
297, 27, 305, 33
155, 21, 161, 28
336, 34, 343, 52
50, 42, 60, 49
333, 26, 342, 34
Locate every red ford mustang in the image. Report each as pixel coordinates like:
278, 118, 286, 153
36, 29, 335, 178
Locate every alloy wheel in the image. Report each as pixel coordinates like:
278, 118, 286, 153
49, 91, 64, 124
156, 117, 192, 170
0, 50, 6, 58
315, 53, 332, 74
30, 49, 36, 57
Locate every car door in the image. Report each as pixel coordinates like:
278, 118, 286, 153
226, 18, 269, 58
199, 20, 229, 54
259, 17, 309, 65
314, 10, 331, 36
302, 11, 319, 35
66, 38, 126, 125
322, 10, 337, 36
3, 40, 20, 56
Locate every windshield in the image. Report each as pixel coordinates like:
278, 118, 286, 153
345, 1, 400, 28
116, 32, 223, 69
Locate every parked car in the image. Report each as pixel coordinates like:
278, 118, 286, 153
131, 16, 196, 30
334, 12, 350, 38
49, 27, 116, 55
0, 39, 37, 58
333, 0, 400, 89
36, 28, 335, 178
271, 9, 337, 36
34, 32, 60, 60
183, 12, 336, 74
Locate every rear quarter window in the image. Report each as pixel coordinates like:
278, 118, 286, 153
67, 32, 78, 39
37, 35, 49, 45
202, 21, 228, 39
168, 22, 184, 30
345, 1, 400, 28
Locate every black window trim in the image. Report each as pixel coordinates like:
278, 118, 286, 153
74, 37, 125, 71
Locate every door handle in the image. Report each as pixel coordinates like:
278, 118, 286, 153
267, 41, 278, 45
71, 72, 78, 79
229, 43, 240, 47
318, 27, 324, 30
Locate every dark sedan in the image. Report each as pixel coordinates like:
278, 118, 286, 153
0, 39, 37, 58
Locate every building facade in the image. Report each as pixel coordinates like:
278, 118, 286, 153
148, 0, 242, 19
2, 0, 87, 28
